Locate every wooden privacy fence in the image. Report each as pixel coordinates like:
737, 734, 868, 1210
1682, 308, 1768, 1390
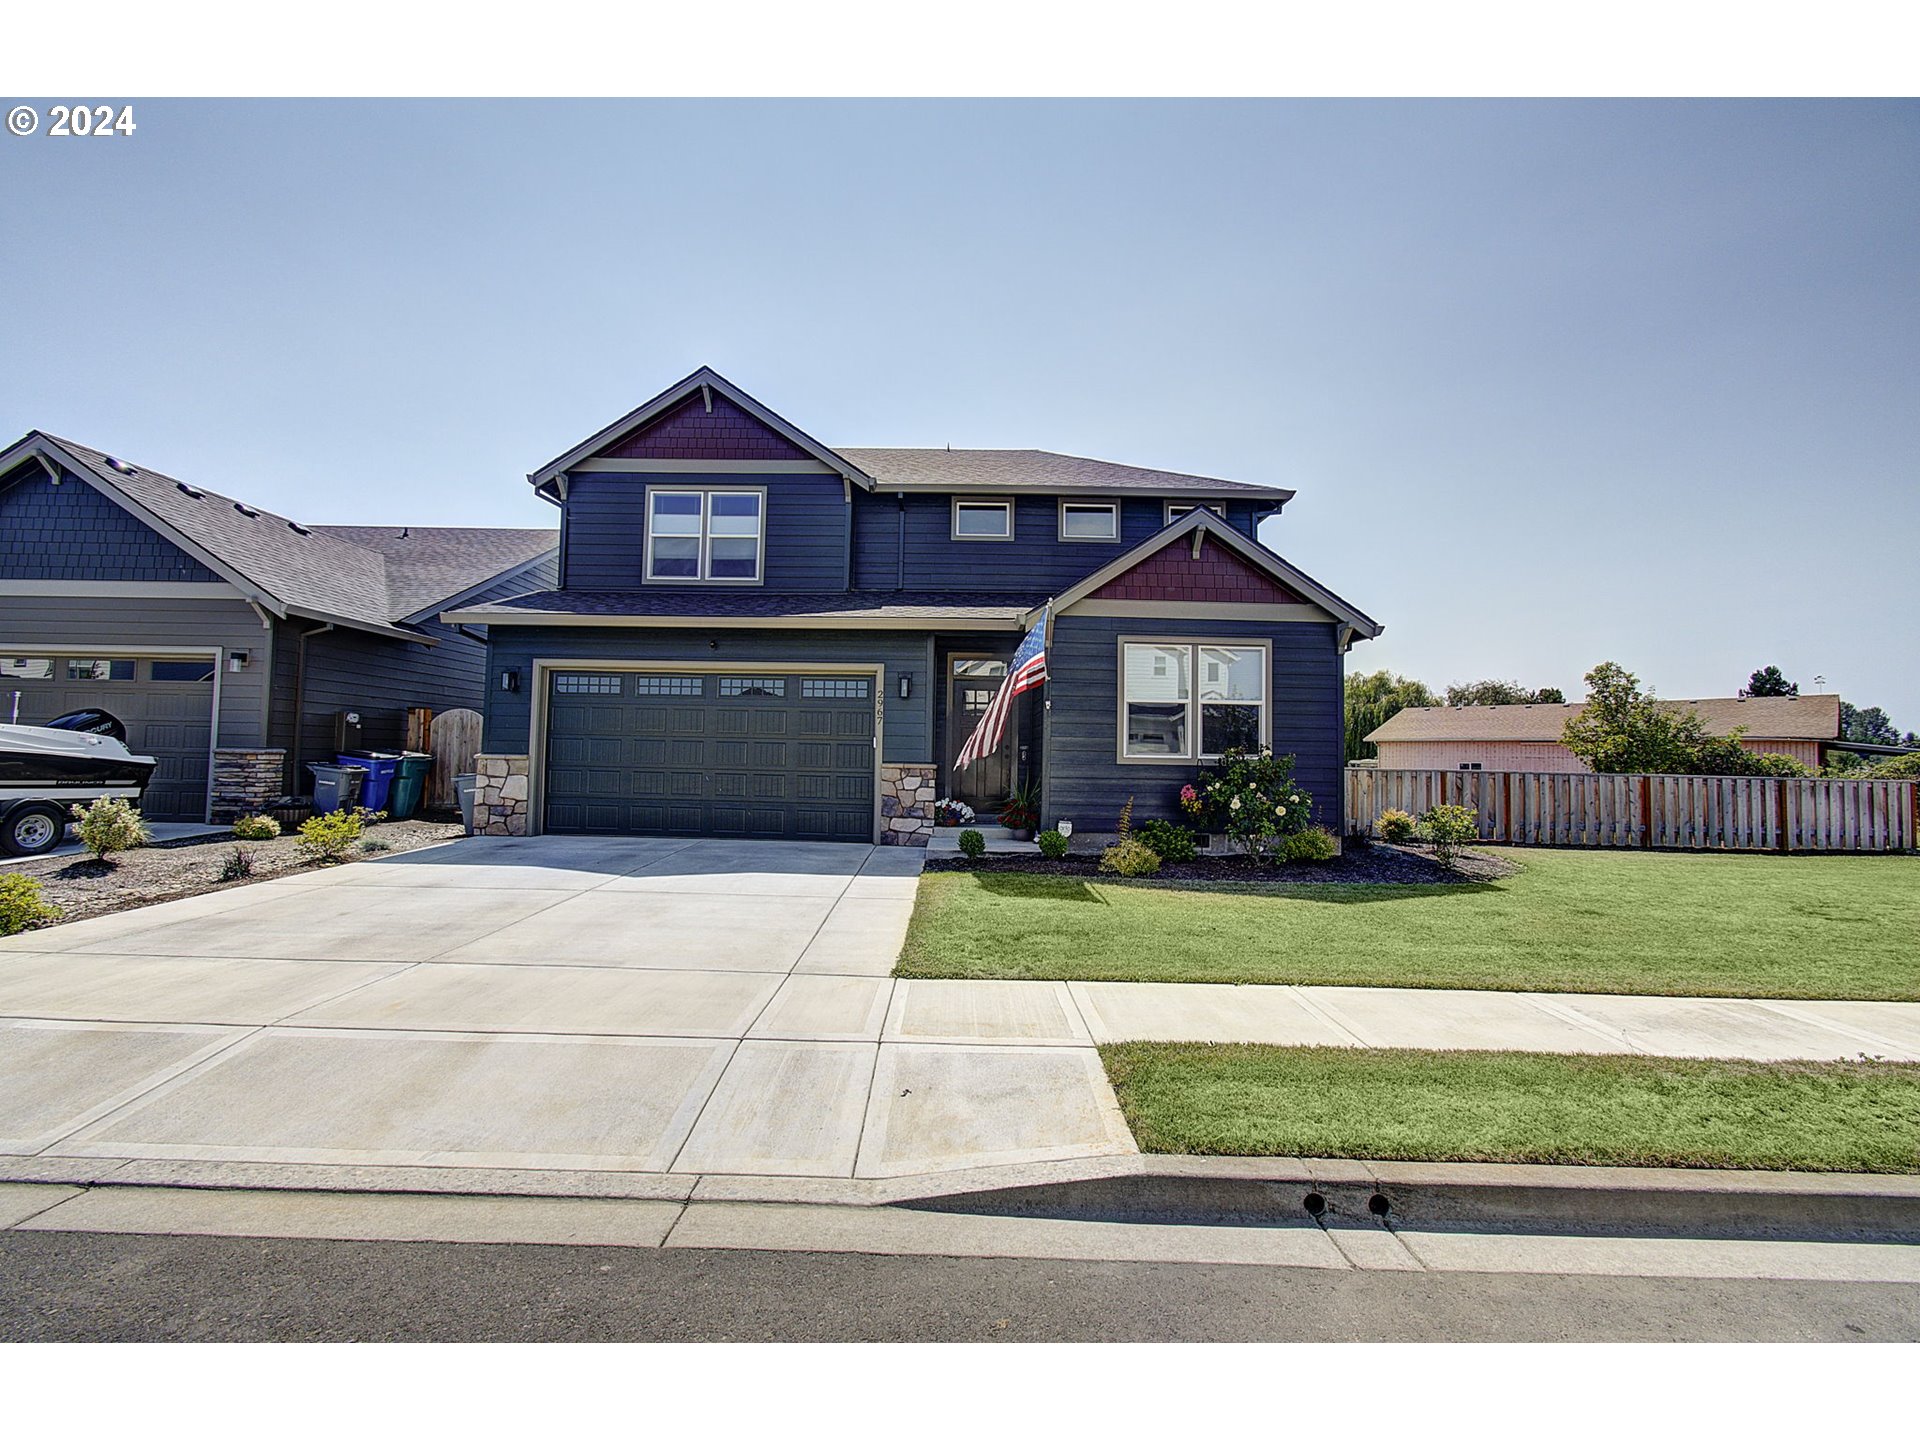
1345, 767, 1917, 853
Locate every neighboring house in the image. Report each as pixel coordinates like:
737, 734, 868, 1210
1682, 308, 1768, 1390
1365, 694, 1844, 773
0, 433, 557, 821
444, 366, 1381, 843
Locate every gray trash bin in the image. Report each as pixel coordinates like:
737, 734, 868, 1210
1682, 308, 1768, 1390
308, 762, 366, 815
454, 773, 478, 835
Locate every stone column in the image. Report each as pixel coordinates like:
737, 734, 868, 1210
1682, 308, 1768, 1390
878, 762, 937, 846
209, 748, 287, 823
474, 754, 531, 836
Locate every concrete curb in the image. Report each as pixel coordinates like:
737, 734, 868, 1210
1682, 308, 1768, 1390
909, 1155, 1920, 1239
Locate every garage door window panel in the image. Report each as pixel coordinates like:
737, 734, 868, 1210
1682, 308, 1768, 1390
67, 658, 136, 681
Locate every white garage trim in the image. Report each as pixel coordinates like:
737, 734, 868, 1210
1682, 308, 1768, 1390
527, 658, 888, 841
0, 644, 225, 822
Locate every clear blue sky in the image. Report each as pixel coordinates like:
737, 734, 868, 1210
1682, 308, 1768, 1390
4, 101, 1915, 720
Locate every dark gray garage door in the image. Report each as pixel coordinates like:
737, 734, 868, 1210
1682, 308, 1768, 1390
543, 670, 876, 842
0, 652, 216, 820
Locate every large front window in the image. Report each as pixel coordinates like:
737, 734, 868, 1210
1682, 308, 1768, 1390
646, 489, 764, 583
1120, 641, 1266, 761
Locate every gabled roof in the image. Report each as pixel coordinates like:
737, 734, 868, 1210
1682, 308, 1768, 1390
1366, 694, 1843, 745
0, 432, 555, 639
442, 588, 1041, 631
1045, 508, 1383, 641
527, 366, 875, 500
837, 448, 1291, 503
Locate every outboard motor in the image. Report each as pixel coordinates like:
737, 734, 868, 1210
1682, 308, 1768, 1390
45, 709, 129, 743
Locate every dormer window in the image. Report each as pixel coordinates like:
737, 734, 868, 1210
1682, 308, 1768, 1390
646, 487, 765, 584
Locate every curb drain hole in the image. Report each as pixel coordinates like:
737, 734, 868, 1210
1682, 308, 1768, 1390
1367, 1193, 1391, 1217
1303, 1192, 1326, 1217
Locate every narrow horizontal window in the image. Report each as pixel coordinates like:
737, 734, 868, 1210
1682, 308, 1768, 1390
632, 676, 703, 697
0, 657, 55, 681
67, 659, 135, 681
952, 499, 1013, 540
1059, 501, 1118, 541
719, 677, 785, 698
1164, 503, 1224, 526
554, 674, 623, 695
150, 659, 216, 683
802, 678, 869, 700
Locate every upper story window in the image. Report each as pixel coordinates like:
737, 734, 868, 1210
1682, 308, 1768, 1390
646, 488, 765, 584
1059, 500, 1119, 542
1165, 502, 1224, 526
952, 498, 1013, 541
1118, 640, 1268, 762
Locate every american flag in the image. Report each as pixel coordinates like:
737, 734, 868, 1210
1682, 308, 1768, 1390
955, 606, 1049, 769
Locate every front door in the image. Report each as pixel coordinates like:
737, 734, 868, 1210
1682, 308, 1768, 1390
947, 657, 1013, 810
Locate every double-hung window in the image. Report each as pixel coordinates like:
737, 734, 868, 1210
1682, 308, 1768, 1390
646, 489, 764, 583
1119, 640, 1267, 761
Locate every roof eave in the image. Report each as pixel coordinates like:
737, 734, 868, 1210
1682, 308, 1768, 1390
396, 546, 561, 627
439, 606, 1026, 631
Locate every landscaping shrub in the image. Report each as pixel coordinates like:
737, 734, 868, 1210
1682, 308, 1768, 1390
1099, 837, 1162, 877
1280, 826, 1339, 863
231, 813, 281, 840
1867, 752, 1920, 780
1134, 818, 1198, 863
957, 827, 987, 861
1377, 808, 1417, 843
1420, 804, 1480, 871
361, 837, 394, 854
1036, 828, 1070, 861
0, 874, 62, 935
296, 807, 383, 864
70, 797, 149, 861
1187, 748, 1313, 859
217, 847, 253, 882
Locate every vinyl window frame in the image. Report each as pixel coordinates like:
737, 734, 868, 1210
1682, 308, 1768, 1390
1164, 502, 1225, 526
1115, 636, 1271, 764
950, 497, 1014, 542
643, 485, 767, 586
1057, 499, 1120, 543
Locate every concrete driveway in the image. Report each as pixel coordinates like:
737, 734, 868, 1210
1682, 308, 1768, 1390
0, 836, 1134, 1190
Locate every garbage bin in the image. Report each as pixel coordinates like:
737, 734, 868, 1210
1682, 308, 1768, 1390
390, 752, 432, 820
336, 750, 402, 812
455, 773, 478, 835
308, 762, 366, 815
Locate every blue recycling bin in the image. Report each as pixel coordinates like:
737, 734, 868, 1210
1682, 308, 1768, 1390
336, 750, 402, 813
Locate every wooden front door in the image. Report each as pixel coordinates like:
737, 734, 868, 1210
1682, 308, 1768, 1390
947, 657, 1013, 810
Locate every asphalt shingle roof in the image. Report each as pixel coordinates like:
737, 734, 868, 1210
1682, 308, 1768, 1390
1367, 695, 1842, 744
834, 448, 1284, 496
34, 435, 554, 633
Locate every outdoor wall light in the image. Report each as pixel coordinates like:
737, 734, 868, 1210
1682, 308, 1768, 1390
500, 669, 521, 694
227, 650, 250, 671
1057, 820, 1073, 838
899, 673, 912, 700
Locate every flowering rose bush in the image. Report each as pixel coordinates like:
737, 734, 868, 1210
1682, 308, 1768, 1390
1184, 748, 1314, 859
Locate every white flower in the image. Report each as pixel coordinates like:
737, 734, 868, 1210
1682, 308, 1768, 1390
1275, 804, 1286, 817
1229, 796, 1241, 811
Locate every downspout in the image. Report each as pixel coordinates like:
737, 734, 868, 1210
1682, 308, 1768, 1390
843, 478, 854, 590
290, 622, 334, 790
895, 493, 905, 591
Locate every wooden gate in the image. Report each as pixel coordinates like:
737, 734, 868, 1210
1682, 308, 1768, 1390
427, 708, 483, 811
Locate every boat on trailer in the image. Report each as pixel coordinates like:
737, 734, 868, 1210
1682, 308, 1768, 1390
0, 712, 158, 856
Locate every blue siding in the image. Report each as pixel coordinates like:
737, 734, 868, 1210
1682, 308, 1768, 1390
484, 625, 934, 765
848, 492, 1261, 593
1040, 614, 1346, 835
0, 470, 222, 582
561, 472, 847, 591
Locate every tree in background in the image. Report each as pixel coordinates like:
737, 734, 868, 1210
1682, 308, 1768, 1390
1743, 665, 1799, 697
1344, 670, 1436, 763
1840, 702, 1917, 748
1562, 661, 1810, 776
1826, 703, 1920, 775
1442, 679, 1567, 706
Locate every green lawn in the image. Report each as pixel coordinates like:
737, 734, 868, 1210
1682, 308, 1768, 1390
899, 849, 1920, 999
1102, 1044, 1920, 1172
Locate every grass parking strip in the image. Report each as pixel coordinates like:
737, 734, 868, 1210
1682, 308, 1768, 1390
1100, 1044, 1920, 1173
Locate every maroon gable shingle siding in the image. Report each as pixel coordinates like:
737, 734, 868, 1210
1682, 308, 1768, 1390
598, 392, 813, 462
1091, 536, 1303, 605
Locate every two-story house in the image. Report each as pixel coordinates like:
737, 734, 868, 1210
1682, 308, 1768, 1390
445, 367, 1382, 844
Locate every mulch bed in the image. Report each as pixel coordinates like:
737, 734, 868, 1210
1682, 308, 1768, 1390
924, 841, 1518, 885
7, 817, 467, 926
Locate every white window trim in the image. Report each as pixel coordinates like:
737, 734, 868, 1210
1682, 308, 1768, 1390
1164, 502, 1225, 526
1058, 499, 1120, 543
1115, 636, 1271, 764
643, 486, 767, 586
951, 496, 1014, 541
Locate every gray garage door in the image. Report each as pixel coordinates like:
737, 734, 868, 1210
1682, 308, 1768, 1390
543, 670, 876, 842
0, 652, 216, 821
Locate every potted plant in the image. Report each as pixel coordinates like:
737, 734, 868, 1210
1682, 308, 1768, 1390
932, 797, 974, 828
998, 778, 1041, 841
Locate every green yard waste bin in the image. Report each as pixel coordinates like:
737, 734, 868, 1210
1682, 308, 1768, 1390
390, 752, 432, 820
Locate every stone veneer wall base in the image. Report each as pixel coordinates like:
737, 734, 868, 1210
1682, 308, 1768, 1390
878, 762, 937, 846
474, 754, 531, 836
209, 748, 287, 824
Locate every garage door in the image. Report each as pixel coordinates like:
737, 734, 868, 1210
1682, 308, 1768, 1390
543, 670, 876, 841
0, 653, 216, 821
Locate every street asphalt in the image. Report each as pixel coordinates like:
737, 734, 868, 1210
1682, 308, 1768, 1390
3, 1229, 1915, 1341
